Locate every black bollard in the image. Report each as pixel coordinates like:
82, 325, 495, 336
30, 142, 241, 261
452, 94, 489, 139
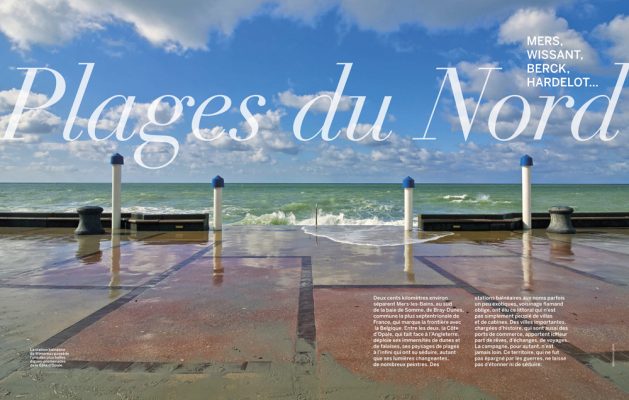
75, 206, 106, 235
546, 206, 576, 234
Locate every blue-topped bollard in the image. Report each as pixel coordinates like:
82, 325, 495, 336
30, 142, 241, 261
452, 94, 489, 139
403, 176, 415, 231
111, 153, 124, 233
212, 175, 224, 231
520, 155, 533, 230
75, 206, 105, 235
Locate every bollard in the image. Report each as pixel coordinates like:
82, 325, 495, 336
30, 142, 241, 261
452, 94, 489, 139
75, 206, 105, 235
111, 153, 124, 233
520, 155, 533, 230
212, 175, 224, 231
403, 176, 415, 231
547, 206, 576, 234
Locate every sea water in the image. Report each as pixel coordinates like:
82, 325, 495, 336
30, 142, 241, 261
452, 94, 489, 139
0, 183, 627, 225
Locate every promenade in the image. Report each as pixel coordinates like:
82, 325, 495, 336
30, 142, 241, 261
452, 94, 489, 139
0, 226, 627, 399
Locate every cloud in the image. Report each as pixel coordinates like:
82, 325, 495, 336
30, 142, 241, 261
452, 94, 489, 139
24, 162, 79, 174
191, 127, 250, 151
0, 109, 61, 137
367, 137, 439, 168
338, 123, 392, 146
0, 89, 51, 113
181, 108, 297, 170
455, 60, 540, 99
609, 161, 629, 172
594, 15, 629, 61
431, 60, 629, 177
303, 130, 442, 177
0, 0, 261, 52
0, 88, 63, 142
254, 109, 300, 154
73, 0, 266, 52
275, 0, 566, 31
37, 139, 118, 162
1, 0, 569, 52
498, 8, 600, 70
431, 60, 616, 142
277, 90, 354, 112
75, 100, 182, 135
312, 143, 364, 169
0, 0, 104, 51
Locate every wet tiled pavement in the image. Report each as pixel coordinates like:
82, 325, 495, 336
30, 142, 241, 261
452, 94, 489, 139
0, 226, 627, 399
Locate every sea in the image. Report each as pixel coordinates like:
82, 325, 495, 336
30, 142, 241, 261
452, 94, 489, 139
1, 183, 627, 225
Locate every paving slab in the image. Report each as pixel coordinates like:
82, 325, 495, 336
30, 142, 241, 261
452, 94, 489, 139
58, 257, 302, 364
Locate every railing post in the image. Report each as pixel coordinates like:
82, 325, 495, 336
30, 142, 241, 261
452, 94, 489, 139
110, 153, 124, 233
212, 175, 224, 231
403, 176, 415, 231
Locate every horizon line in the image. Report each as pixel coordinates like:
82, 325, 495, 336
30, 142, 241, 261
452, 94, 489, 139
1, 182, 628, 185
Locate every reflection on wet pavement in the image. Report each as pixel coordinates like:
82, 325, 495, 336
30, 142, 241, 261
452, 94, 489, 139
0, 226, 627, 399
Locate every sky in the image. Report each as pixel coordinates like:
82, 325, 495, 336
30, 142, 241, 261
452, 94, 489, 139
0, 0, 628, 183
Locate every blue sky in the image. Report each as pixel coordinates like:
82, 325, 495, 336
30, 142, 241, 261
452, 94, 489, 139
0, 0, 628, 183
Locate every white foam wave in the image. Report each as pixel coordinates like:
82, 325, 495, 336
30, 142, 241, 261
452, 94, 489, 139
443, 194, 468, 200
233, 210, 404, 226
299, 210, 403, 226
475, 193, 491, 202
441, 193, 515, 207
237, 211, 298, 225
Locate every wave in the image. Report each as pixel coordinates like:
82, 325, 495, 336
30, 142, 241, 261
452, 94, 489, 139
475, 193, 491, 202
443, 194, 468, 200
298, 210, 404, 226
468, 194, 514, 205
442, 193, 512, 206
237, 211, 298, 225
233, 210, 404, 226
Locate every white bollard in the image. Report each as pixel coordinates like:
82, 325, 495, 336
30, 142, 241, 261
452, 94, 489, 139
110, 153, 124, 233
520, 155, 533, 230
212, 175, 224, 231
403, 176, 415, 231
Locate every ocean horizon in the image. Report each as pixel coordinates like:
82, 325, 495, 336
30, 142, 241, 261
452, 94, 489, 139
1, 183, 627, 225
